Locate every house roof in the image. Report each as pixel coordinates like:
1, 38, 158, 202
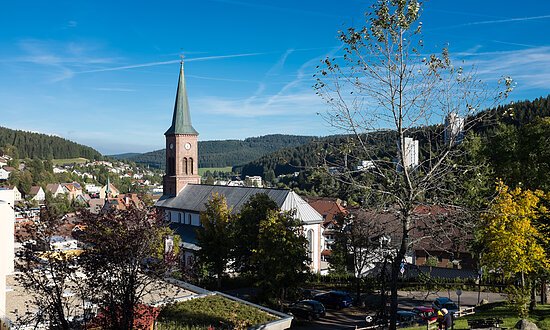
2, 166, 15, 172
347, 205, 472, 254
165, 62, 198, 136
29, 186, 43, 195
46, 183, 63, 193
156, 184, 322, 224
306, 197, 348, 227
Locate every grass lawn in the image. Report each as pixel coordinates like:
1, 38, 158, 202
198, 167, 233, 176
157, 295, 277, 330
52, 157, 88, 165
402, 303, 550, 330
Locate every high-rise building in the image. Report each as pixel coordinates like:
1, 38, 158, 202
402, 137, 419, 169
444, 112, 465, 145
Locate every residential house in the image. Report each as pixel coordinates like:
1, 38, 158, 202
343, 205, 475, 277
0, 166, 15, 180
155, 63, 324, 272
306, 197, 348, 273
46, 183, 66, 198
53, 167, 67, 174
103, 193, 143, 212
28, 186, 45, 202
0, 186, 22, 202
85, 183, 101, 194
62, 182, 83, 200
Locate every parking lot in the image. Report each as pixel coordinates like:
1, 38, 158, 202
290, 290, 507, 329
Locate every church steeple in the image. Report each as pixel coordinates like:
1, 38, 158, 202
165, 60, 198, 136
162, 61, 201, 197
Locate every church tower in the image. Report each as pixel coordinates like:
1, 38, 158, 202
163, 61, 201, 196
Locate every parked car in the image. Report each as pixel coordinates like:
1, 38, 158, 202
412, 306, 437, 322
432, 297, 459, 315
288, 300, 326, 321
396, 311, 423, 327
313, 291, 353, 309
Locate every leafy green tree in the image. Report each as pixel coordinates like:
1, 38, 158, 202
196, 193, 234, 288
254, 210, 309, 307
232, 193, 278, 275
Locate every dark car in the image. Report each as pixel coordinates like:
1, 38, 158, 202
432, 297, 459, 315
396, 311, 423, 327
313, 290, 353, 309
288, 300, 326, 321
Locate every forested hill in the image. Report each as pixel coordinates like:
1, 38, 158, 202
236, 95, 550, 181
111, 134, 315, 169
0, 126, 102, 160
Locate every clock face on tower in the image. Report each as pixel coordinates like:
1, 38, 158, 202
184, 142, 192, 150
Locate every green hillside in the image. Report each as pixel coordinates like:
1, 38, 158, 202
114, 134, 315, 169
0, 126, 102, 160
236, 95, 550, 193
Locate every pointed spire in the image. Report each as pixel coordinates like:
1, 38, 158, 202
106, 177, 111, 198
165, 59, 198, 136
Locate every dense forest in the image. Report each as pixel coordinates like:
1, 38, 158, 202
236, 95, 550, 200
0, 126, 102, 160
111, 134, 315, 169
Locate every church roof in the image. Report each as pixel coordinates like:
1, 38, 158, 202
165, 62, 198, 136
156, 184, 323, 224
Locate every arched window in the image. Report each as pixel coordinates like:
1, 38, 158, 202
189, 158, 194, 174
183, 157, 188, 175
307, 229, 314, 261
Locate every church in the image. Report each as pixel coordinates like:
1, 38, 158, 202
155, 62, 324, 272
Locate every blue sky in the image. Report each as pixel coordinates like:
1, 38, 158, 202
1, 0, 549, 154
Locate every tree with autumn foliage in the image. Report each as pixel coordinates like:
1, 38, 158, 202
79, 207, 180, 330
479, 182, 550, 316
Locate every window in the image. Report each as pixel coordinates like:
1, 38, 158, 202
307, 229, 314, 260
178, 213, 182, 223
190, 158, 194, 174
183, 157, 188, 175
188, 214, 192, 225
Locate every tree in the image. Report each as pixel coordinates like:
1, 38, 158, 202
314, 1, 513, 327
332, 210, 390, 303
232, 193, 278, 275
196, 193, 234, 288
80, 207, 179, 330
479, 182, 549, 316
253, 210, 310, 308
15, 206, 82, 330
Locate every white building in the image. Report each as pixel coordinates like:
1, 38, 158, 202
402, 137, 419, 169
245, 176, 263, 187
444, 112, 465, 145
0, 189, 15, 327
0, 168, 11, 180
85, 183, 101, 194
